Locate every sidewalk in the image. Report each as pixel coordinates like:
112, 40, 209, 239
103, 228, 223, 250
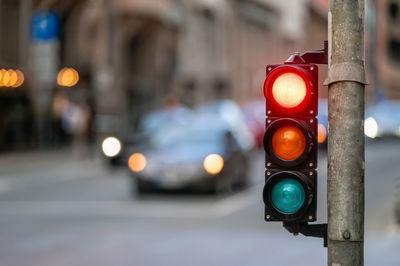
0, 145, 98, 176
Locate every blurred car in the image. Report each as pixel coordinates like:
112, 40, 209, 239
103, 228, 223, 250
101, 106, 194, 166
138, 105, 194, 134
195, 100, 255, 151
240, 100, 265, 149
127, 115, 250, 194
364, 100, 400, 139
395, 184, 400, 225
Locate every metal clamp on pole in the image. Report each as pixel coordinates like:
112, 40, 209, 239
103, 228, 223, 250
323, 61, 368, 86
285, 41, 328, 65
283, 222, 328, 247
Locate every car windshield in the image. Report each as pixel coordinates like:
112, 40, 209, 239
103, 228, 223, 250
366, 101, 400, 121
151, 127, 224, 149
139, 106, 194, 133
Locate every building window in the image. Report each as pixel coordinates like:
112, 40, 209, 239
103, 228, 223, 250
389, 2, 399, 20
236, 0, 278, 29
388, 39, 400, 63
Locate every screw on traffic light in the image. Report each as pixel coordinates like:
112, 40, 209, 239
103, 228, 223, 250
262, 41, 328, 247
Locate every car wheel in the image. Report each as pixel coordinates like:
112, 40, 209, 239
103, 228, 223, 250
133, 178, 154, 195
395, 185, 400, 225
214, 176, 233, 194
234, 156, 249, 189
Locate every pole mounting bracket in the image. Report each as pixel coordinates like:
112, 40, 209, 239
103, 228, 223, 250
284, 41, 328, 65
323, 61, 368, 86
283, 222, 328, 248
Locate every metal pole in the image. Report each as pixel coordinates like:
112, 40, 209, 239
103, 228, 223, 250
326, 0, 366, 265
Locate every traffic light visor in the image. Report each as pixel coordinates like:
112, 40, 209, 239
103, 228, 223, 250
271, 178, 305, 214
272, 125, 306, 161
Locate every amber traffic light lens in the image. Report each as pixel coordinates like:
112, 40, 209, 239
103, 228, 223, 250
272, 125, 306, 161
272, 72, 307, 109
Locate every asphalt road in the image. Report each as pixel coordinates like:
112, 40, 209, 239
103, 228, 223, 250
0, 140, 399, 266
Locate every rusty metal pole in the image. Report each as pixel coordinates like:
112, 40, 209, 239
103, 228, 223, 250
326, 0, 367, 265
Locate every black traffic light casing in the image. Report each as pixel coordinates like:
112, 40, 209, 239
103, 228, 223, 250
263, 63, 318, 223
264, 117, 317, 170
263, 170, 317, 222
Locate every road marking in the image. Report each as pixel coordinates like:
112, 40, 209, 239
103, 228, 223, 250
0, 184, 263, 219
385, 217, 400, 236
0, 179, 10, 193
0, 160, 117, 194
213, 184, 261, 216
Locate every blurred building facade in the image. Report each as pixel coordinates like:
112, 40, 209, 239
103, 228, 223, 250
15, 0, 400, 150
37, 0, 329, 135
375, 0, 400, 99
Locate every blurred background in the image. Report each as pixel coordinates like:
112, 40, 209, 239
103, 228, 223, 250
0, 0, 399, 265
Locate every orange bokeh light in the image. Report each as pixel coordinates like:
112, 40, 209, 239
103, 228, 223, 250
0, 69, 10, 87
0, 69, 24, 89
128, 153, 147, 173
272, 125, 306, 161
57, 67, 79, 87
12, 70, 24, 87
318, 124, 327, 143
62, 68, 75, 86
6, 69, 18, 87
272, 72, 307, 108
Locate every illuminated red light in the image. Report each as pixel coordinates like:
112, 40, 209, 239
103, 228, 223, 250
272, 73, 307, 109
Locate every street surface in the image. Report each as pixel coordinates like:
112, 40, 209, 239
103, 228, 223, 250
0, 141, 399, 266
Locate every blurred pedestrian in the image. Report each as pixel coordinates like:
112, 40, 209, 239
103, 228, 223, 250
51, 88, 70, 146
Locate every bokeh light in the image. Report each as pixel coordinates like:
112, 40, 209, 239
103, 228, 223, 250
128, 153, 147, 173
6, 69, 18, 87
12, 70, 24, 87
364, 117, 378, 139
102, 137, 122, 157
0, 68, 25, 88
57, 67, 79, 87
203, 154, 224, 175
318, 124, 327, 143
0, 69, 10, 86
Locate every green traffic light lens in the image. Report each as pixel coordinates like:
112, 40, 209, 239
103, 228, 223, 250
271, 178, 305, 214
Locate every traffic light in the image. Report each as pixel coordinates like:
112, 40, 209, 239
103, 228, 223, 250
263, 63, 318, 223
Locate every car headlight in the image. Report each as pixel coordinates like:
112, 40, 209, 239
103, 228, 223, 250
364, 117, 378, 139
102, 137, 122, 157
203, 154, 224, 175
128, 153, 147, 173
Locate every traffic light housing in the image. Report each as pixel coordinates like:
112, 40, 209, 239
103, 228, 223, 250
263, 63, 318, 223
262, 43, 329, 247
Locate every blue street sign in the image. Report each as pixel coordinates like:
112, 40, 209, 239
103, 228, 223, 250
30, 11, 60, 41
